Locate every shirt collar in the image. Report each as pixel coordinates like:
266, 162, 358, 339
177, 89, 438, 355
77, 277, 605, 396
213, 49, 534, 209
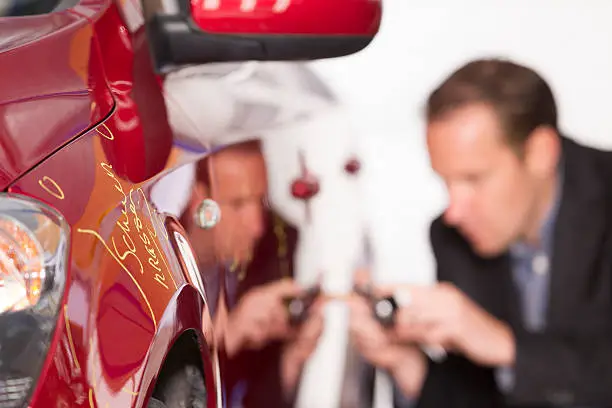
510, 159, 564, 258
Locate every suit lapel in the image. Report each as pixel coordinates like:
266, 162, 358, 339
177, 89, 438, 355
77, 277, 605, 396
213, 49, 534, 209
547, 138, 607, 327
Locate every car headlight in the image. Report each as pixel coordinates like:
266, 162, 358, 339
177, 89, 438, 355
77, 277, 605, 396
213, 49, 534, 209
0, 194, 70, 408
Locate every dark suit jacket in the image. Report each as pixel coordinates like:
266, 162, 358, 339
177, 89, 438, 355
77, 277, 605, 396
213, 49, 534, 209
415, 137, 612, 408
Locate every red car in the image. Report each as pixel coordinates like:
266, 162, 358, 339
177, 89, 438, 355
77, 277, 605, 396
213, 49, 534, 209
0, 1, 381, 407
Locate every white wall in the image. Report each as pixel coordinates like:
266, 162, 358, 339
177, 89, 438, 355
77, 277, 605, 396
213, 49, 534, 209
309, 0, 612, 286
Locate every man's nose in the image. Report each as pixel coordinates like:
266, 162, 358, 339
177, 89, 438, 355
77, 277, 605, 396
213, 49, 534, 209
251, 214, 266, 240
444, 190, 468, 226
243, 205, 266, 240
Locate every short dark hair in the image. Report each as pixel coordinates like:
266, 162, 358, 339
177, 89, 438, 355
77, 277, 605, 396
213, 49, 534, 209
425, 58, 558, 148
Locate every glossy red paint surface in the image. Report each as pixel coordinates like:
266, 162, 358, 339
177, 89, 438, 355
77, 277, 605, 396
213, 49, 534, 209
190, 0, 382, 35
0, 8, 113, 189
2, 1, 219, 407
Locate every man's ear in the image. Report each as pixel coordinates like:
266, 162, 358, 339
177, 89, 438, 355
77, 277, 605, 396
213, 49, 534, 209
525, 126, 561, 178
187, 182, 209, 216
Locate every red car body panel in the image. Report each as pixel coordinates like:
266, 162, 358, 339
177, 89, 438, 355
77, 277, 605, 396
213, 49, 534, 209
0, 6, 112, 189
3, 1, 218, 407
10, 124, 217, 408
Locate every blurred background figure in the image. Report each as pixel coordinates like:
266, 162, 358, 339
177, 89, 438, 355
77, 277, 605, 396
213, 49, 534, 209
177, 141, 325, 408
348, 55, 612, 408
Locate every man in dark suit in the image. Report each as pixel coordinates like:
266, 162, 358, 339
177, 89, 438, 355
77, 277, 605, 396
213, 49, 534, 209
350, 58, 612, 407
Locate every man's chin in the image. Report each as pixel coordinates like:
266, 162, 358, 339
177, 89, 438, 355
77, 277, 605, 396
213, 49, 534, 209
469, 236, 506, 258
230, 249, 255, 265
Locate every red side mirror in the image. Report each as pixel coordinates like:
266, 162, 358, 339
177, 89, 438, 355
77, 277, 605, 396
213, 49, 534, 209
142, 0, 382, 72
190, 0, 382, 37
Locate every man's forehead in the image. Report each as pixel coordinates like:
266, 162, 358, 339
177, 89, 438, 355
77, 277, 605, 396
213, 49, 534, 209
216, 151, 265, 179
429, 105, 507, 149
427, 104, 512, 173
211, 149, 267, 199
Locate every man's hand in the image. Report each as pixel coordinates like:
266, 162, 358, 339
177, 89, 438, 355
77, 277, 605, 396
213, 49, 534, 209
348, 295, 427, 397
349, 295, 404, 370
393, 282, 515, 367
281, 302, 325, 395
224, 279, 303, 357
349, 269, 413, 370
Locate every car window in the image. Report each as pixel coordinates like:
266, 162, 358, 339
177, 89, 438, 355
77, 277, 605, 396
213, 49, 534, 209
0, 0, 76, 17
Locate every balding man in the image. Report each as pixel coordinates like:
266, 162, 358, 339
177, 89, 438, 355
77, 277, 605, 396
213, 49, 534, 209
181, 140, 324, 408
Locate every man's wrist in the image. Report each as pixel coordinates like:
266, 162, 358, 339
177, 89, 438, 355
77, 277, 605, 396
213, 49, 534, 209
388, 346, 427, 398
281, 347, 302, 397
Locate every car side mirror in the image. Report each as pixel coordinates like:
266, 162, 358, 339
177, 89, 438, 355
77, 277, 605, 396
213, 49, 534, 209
142, 0, 382, 73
